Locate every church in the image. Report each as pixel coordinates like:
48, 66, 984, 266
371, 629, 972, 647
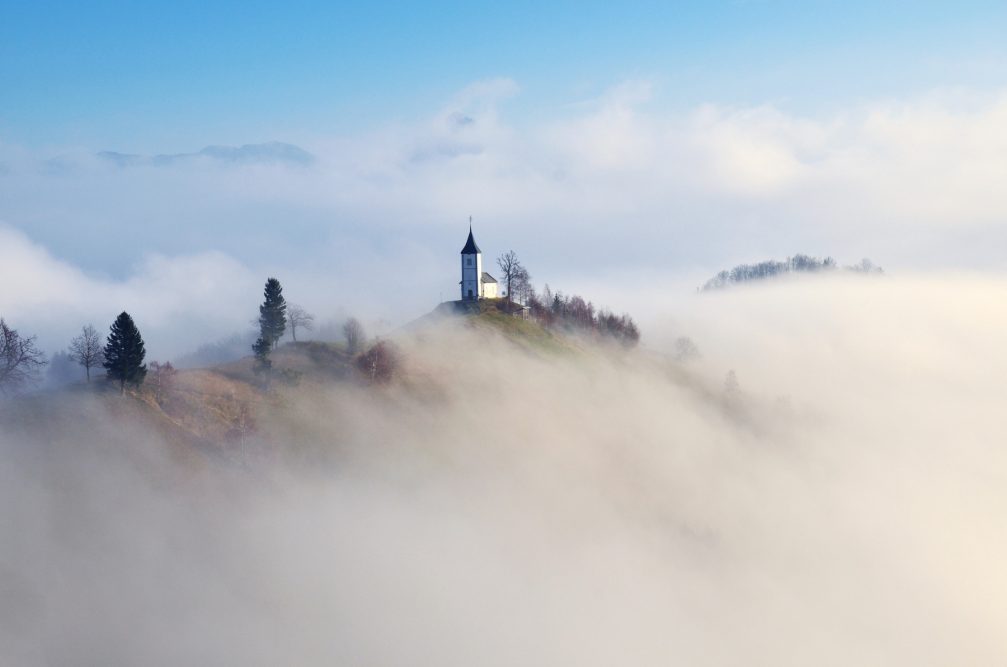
459, 224, 499, 300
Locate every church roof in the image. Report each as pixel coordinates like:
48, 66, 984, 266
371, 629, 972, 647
481, 272, 497, 283
460, 227, 481, 254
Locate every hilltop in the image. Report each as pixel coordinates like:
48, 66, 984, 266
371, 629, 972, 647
0, 306, 600, 467
414, 299, 581, 356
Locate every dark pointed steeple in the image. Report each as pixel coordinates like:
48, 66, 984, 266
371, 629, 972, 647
460, 217, 481, 254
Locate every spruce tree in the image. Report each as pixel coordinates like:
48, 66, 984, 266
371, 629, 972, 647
103, 312, 147, 394
252, 336, 272, 377
258, 278, 287, 348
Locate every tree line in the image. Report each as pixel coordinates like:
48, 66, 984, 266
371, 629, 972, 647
491, 250, 640, 347
702, 254, 883, 290
529, 287, 640, 346
1, 276, 372, 396
1, 312, 147, 395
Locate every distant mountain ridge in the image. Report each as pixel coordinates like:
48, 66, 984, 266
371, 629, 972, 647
702, 255, 883, 291
97, 141, 315, 167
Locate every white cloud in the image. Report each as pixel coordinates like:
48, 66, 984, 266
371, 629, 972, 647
547, 80, 658, 170
0, 226, 260, 358
0, 224, 444, 359
3, 80, 1007, 352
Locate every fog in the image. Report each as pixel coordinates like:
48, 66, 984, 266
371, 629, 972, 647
2, 274, 1005, 665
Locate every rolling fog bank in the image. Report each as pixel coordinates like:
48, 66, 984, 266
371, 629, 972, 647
2, 274, 1006, 665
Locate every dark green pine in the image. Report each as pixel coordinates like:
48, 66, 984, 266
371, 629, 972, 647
258, 277, 287, 347
251, 336, 272, 374
102, 311, 147, 393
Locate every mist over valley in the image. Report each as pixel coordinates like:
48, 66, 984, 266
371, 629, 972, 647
3, 3, 1007, 663
3, 274, 1006, 665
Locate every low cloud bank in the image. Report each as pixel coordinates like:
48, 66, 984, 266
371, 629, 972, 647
2, 275, 1005, 665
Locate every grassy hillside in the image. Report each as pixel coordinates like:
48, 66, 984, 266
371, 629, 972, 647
422, 298, 580, 356
0, 306, 598, 467
0, 341, 357, 465
0, 378, 222, 469
215, 340, 355, 384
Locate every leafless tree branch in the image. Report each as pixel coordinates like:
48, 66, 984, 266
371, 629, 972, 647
69, 324, 104, 381
0, 318, 47, 395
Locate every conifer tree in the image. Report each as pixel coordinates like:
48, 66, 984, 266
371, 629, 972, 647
103, 312, 147, 394
258, 278, 287, 348
252, 336, 272, 376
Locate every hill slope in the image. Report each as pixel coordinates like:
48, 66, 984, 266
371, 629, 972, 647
0, 308, 622, 468
411, 299, 581, 356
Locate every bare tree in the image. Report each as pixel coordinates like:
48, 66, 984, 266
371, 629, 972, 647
511, 266, 532, 305
69, 324, 104, 381
673, 337, 700, 362
355, 340, 398, 383
148, 361, 178, 402
0, 318, 47, 395
343, 317, 365, 354
234, 402, 253, 462
286, 304, 315, 342
497, 250, 528, 306
224, 391, 255, 462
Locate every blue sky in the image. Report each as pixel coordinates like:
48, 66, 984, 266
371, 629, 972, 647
3, 1, 1006, 150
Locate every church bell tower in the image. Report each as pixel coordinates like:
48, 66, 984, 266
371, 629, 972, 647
460, 220, 482, 300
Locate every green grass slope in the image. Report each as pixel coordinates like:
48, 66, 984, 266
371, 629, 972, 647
414, 298, 580, 356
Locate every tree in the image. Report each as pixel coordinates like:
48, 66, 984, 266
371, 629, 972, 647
528, 289, 554, 326
227, 392, 254, 461
69, 324, 104, 381
343, 317, 365, 354
286, 304, 314, 342
540, 284, 554, 315
0, 318, 47, 395
673, 337, 700, 362
258, 278, 287, 349
355, 341, 399, 383
850, 258, 883, 274
102, 312, 147, 394
252, 336, 272, 381
496, 250, 527, 305
511, 266, 533, 305
148, 361, 177, 402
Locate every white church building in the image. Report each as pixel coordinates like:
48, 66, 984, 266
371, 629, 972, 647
460, 225, 499, 300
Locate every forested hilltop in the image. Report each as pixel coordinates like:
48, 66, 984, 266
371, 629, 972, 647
702, 255, 883, 290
